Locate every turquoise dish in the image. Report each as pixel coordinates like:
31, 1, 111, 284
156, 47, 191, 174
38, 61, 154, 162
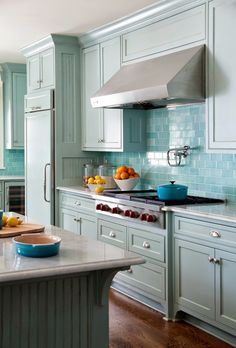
13, 234, 61, 258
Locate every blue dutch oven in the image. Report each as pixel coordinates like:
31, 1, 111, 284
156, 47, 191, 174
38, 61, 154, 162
13, 233, 61, 257
157, 181, 188, 200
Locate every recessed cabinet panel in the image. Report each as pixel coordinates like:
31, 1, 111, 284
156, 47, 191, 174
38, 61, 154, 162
122, 4, 206, 62
208, 0, 236, 151
40, 49, 54, 89
27, 55, 40, 91
60, 207, 78, 234
12, 73, 26, 147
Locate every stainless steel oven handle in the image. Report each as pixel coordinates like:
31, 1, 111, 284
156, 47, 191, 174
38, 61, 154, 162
44, 163, 51, 203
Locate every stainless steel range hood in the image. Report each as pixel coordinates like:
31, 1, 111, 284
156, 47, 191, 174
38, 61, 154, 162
91, 45, 205, 110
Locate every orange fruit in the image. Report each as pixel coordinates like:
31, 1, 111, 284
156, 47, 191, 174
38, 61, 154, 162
117, 165, 128, 174
114, 173, 121, 180
127, 167, 135, 175
120, 172, 129, 180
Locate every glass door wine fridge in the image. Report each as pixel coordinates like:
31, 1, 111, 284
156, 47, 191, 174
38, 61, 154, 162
5, 181, 25, 215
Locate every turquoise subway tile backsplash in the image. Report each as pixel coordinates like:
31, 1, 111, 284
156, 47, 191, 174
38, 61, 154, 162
105, 104, 236, 203
0, 150, 24, 176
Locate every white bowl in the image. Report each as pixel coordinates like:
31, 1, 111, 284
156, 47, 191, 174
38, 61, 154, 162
114, 178, 140, 191
87, 184, 106, 192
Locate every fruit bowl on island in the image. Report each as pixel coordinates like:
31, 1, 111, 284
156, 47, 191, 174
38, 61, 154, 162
114, 165, 140, 191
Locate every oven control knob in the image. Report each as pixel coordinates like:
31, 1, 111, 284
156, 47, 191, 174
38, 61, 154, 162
130, 211, 139, 218
124, 210, 131, 217
140, 213, 147, 221
96, 203, 103, 210
146, 214, 157, 223
101, 204, 111, 212
112, 207, 118, 214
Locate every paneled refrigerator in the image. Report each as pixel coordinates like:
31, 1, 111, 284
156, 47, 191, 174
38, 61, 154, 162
25, 90, 55, 225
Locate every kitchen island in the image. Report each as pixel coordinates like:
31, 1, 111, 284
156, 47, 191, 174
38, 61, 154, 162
0, 222, 144, 348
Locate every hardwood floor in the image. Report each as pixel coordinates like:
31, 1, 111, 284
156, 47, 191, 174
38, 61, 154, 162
109, 290, 234, 348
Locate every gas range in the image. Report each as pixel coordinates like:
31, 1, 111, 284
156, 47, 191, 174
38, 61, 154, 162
95, 190, 224, 229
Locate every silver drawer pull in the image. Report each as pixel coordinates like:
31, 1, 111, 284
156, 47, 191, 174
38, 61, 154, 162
74, 201, 81, 206
109, 231, 116, 238
213, 258, 221, 265
127, 268, 133, 274
142, 241, 150, 249
209, 230, 221, 238
73, 218, 80, 222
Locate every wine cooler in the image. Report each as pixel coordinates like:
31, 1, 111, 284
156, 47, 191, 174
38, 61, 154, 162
5, 181, 25, 215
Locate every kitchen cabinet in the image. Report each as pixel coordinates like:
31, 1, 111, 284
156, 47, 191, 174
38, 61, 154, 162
27, 48, 54, 92
59, 192, 97, 240
174, 214, 236, 335
97, 215, 167, 311
122, 4, 206, 62
207, 0, 236, 152
1, 63, 26, 149
81, 38, 146, 152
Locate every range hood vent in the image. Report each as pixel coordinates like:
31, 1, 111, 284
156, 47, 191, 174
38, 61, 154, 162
91, 45, 205, 110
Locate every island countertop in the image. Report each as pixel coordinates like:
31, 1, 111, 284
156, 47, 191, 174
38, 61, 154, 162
0, 223, 144, 283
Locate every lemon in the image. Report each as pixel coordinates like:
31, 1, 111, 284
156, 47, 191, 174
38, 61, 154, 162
7, 216, 18, 227
17, 218, 23, 225
88, 177, 95, 184
95, 175, 101, 181
95, 186, 104, 194
2, 215, 8, 226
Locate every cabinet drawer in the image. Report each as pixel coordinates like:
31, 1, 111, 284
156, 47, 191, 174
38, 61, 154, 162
116, 262, 166, 300
60, 193, 95, 212
175, 216, 236, 248
98, 219, 126, 249
122, 4, 206, 62
128, 227, 165, 262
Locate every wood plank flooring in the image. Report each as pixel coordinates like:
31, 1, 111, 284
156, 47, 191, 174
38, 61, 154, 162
109, 290, 234, 348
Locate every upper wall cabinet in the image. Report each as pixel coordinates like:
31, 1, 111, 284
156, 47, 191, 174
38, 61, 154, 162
122, 4, 206, 62
2, 63, 27, 149
27, 48, 54, 92
81, 37, 146, 152
207, 0, 236, 152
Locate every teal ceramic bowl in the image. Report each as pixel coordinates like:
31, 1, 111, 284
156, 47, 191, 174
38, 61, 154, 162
13, 234, 61, 257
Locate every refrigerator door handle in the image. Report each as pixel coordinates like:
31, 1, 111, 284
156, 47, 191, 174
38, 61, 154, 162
44, 163, 51, 203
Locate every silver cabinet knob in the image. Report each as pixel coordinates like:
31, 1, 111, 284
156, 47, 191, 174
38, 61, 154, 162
213, 258, 221, 264
74, 201, 81, 206
109, 231, 116, 238
73, 218, 80, 222
208, 256, 214, 263
142, 241, 150, 249
209, 230, 221, 238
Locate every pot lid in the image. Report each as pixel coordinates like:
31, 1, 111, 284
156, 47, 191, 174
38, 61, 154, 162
159, 181, 188, 189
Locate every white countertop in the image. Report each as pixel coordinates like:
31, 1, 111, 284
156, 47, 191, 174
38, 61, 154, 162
57, 185, 95, 198
0, 221, 144, 283
0, 176, 24, 181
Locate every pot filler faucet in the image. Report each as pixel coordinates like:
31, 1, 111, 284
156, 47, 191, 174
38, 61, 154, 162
167, 145, 191, 166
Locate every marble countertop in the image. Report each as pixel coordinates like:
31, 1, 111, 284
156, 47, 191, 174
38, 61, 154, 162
0, 221, 144, 283
163, 203, 236, 224
57, 185, 95, 198
0, 176, 25, 181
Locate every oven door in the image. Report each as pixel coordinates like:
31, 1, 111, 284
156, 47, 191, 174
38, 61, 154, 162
5, 181, 25, 215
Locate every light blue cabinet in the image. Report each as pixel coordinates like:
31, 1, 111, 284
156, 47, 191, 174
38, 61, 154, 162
0, 181, 3, 210
59, 192, 97, 240
174, 214, 236, 336
27, 48, 54, 92
1, 63, 26, 149
207, 0, 236, 152
81, 38, 146, 152
122, 4, 206, 62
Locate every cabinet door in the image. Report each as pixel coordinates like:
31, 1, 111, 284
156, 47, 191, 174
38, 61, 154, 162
40, 48, 54, 89
175, 239, 215, 319
12, 72, 27, 148
79, 212, 97, 240
100, 38, 123, 150
82, 45, 101, 149
59, 208, 78, 234
27, 54, 40, 92
215, 249, 236, 330
208, 0, 236, 151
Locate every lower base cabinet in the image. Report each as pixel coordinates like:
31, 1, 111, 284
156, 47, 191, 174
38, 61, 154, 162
59, 192, 97, 240
174, 214, 236, 338
98, 217, 167, 311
